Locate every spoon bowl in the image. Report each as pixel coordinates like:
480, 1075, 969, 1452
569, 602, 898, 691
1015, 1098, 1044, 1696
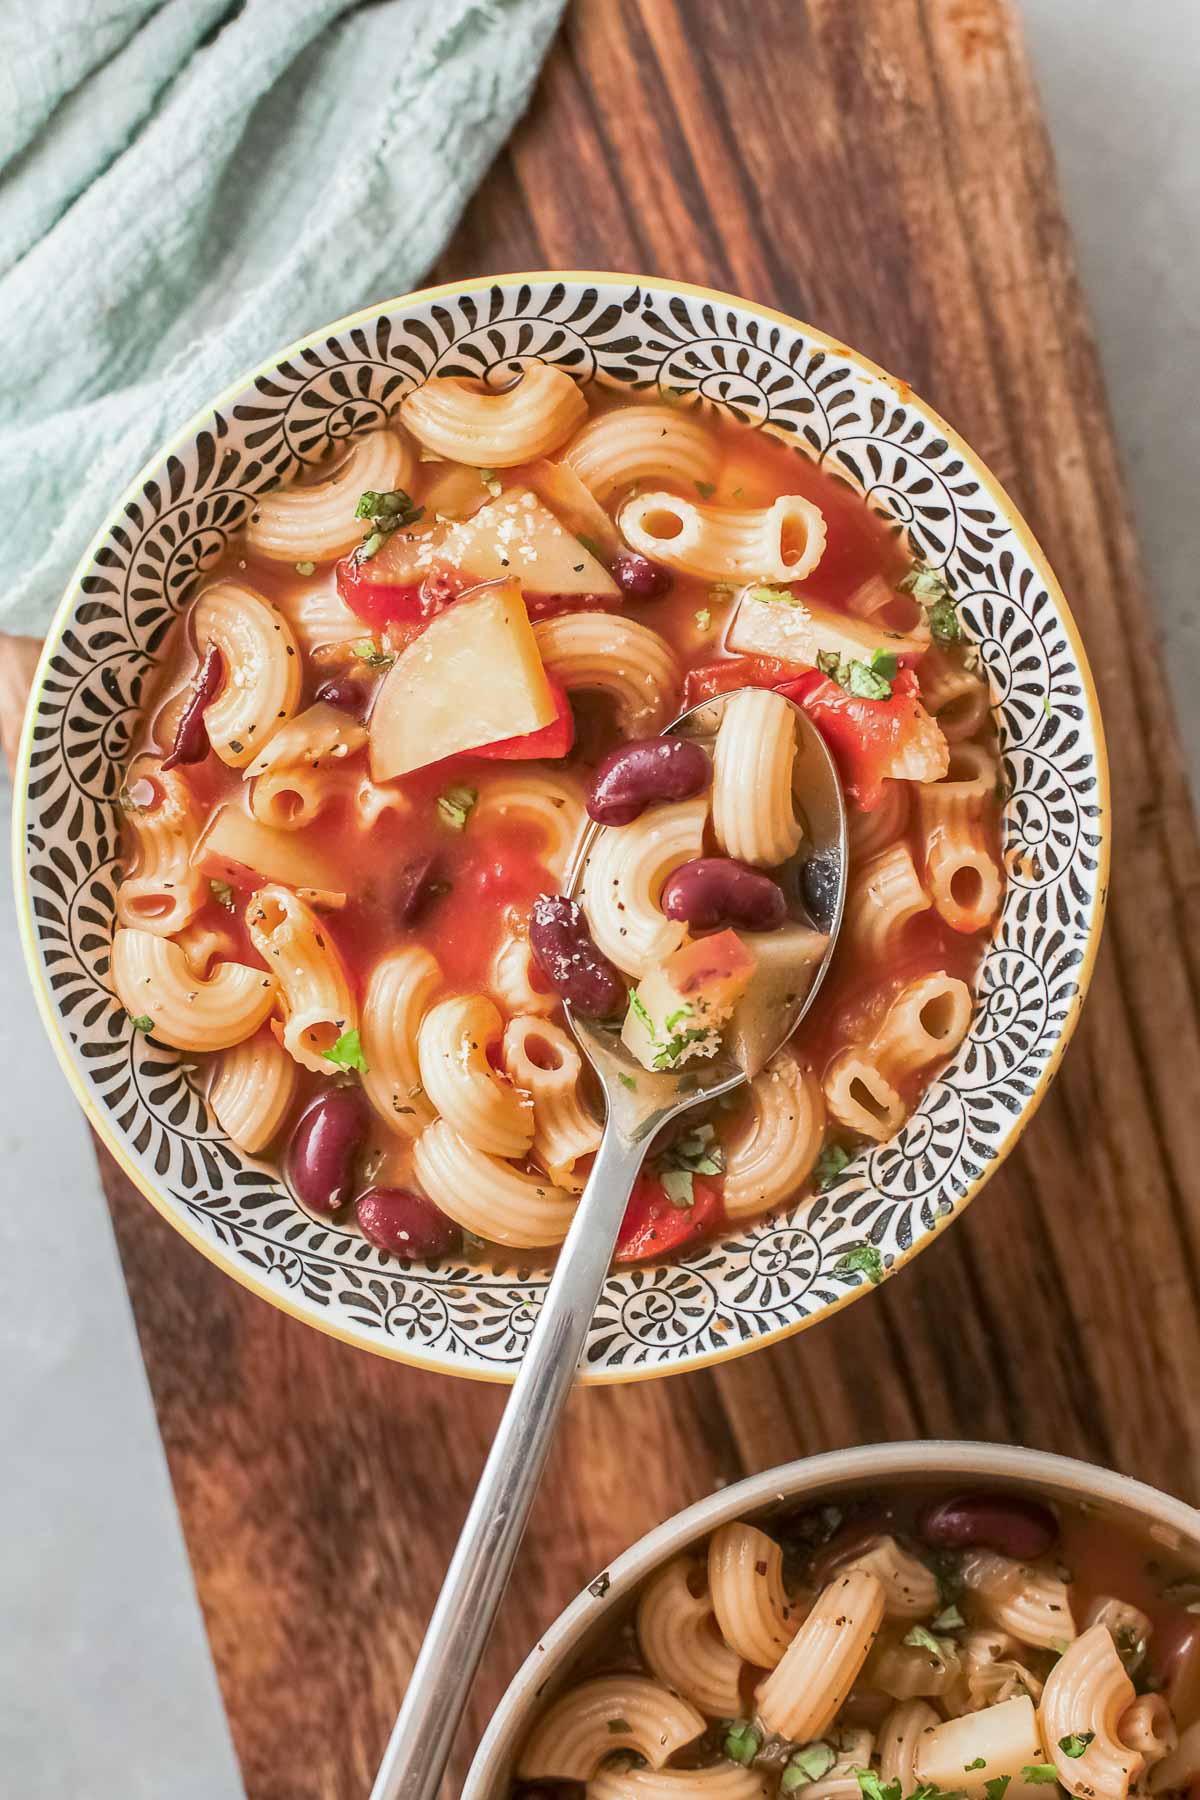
369, 688, 847, 1800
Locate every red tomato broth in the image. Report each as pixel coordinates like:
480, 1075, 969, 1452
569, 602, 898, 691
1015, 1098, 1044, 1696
116, 387, 1003, 1268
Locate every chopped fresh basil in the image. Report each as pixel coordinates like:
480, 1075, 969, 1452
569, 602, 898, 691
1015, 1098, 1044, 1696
904, 1623, 948, 1662
816, 647, 894, 700
898, 563, 952, 605
1020, 1767, 1060, 1785
324, 1028, 368, 1074
854, 1772, 901, 1800
354, 488, 423, 558
749, 583, 798, 607
294, 560, 315, 576
784, 1742, 837, 1786
984, 1780, 1012, 1800
627, 989, 655, 1035
1058, 1733, 1095, 1759
350, 638, 395, 670
662, 1168, 695, 1209
928, 596, 962, 643
870, 648, 898, 680
833, 1242, 885, 1285
813, 1140, 851, 1191
617, 1072, 637, 1092
695, 608, 712, 631
208, 878, 235, 911
931, 1603, 965, 1632
724, 1721, 761, 1766
964, 1759, 987, 1772
696, 479, 717, 500
652, 1023, 712, 1070
436, 784, 478, 831
127, 1013, 154, 1034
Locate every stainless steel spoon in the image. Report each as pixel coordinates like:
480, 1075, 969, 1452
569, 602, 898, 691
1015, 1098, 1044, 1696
368, 688, 847, 1800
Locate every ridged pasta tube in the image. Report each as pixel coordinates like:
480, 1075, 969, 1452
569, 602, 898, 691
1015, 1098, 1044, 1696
116, 756, 207, 936
400, 361, 587, 466
208, 1026, 298, 1152
708, 1521, 800, 1668
1039, 1625, 1143, 1800
417, 994, 534, 1159
823, 1050, 906, 1143
563, 403, 720, 503
879, 1699, 940, 1792
412, 1119, 575, 1247
756, 1569, 886, 1739
360, 946, 441, 1138
516, 1674, 704, 1782
590, 1770, 775, 1800
722, 1053, 825, 1219
960, 1550, 1076, 1650
847, 782, 911, 865
843, 841, 931, 961
636, 1556, 743, 1718
959, 1627, 1045, 1710
838, 1534, 940, 1618
245, 884, 356, 1070
111, 928, 278, 1052
245, 428, 415, 563
580, 795, 707, 978
712, 686, 803, 867
870, 1628, 963, 1700
490, 921, 556, 1019
919, 646, 992, 744
191, 582, 302, 768
619, 489, 826, 583
473, 770, 586, 880
871, 973, 974, 1087
534, 611, 681, 737
918, 744, 1003, 934
502, 1015, 600, 1188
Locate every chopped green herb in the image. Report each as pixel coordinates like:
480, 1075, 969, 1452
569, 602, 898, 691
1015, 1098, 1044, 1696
904, 1623, 948, 1662
664, 1005, 693, 1032
932, 1603, 966, 1632
783, 1743, 837, 1787
813, 1141, 851, 1191
476, 467, 503, 497
696, 480, 717, 500
816, 648, 894, 700
657, 1122, 725, 1183
870, 647, 898, 680
724, 1721, 761, 1766
208, 878, 235, 912
127, 1013, 154, 1034
985, 1780, 1012, 1800
662, 1168, 696, 1208
1020, 1768, 1059, 1786
898, 562, 960, 643
618, 1073, 638, 1092
652, 1024, 713, 1070
749, 583, 798, 607
965, 1759, 987, 1772
354, 488, 423, 559
627, 989, 655, 1035
294, 560, 316, 576
694, 608, 712, 631
1058, 1734, 1095, 1759
854, 1772, 901, 1800
436, 784, 478, 831
833, 1242, 885, 1284
928, 596, 961, 643
324, 1028, 368, 1074
350, 638, 395, 670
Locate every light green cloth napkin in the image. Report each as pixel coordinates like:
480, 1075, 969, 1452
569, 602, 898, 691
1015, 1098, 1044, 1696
0, 0, 566, 635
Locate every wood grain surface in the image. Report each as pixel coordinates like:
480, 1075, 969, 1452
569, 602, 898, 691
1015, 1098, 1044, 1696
87, 0, 1200, 1794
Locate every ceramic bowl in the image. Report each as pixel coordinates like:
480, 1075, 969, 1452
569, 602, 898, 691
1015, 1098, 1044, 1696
463, 1441, 1200, 1795
14, 273, 1109, 1382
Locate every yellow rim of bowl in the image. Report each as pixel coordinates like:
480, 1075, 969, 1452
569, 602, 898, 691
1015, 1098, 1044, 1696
12, 270, 1112, 1385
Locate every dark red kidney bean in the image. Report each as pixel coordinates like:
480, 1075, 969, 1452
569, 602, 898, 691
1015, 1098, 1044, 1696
612, 551, 672, 599
162, 642, 224, 770
529, 893, 625, 1018
287, 1087, 368, 1216
393, 854, 444, 927
313, 674, 370, 714
355, 1187, 461, 1259
587, 736, 711, 825
661, 857, 788, 931
919, 1492, 1058, 1561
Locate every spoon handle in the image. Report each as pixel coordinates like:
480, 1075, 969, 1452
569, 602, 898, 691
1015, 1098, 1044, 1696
368, 1122, 648, 1800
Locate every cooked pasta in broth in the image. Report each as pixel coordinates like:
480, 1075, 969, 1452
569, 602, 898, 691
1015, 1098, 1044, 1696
508, 1487, 1200, 1800
110, 361, 1003, 1265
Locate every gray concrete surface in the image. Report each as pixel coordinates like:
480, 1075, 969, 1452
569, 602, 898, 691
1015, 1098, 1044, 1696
1, 5, 1197, 1793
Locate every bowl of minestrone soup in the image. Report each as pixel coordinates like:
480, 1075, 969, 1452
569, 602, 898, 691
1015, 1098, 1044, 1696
15, 274, 1108, 1380
465, 1442, 1200, 1797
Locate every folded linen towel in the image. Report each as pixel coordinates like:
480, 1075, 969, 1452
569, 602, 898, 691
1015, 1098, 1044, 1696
0, 0, 566, 634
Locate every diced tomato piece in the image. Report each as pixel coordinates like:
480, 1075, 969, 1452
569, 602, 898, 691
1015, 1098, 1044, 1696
776, 666, 938, 810
473, 675, 575, 761
615, 1173, 725, 1264
336, 557, 463, 632
682, 655, 790, 707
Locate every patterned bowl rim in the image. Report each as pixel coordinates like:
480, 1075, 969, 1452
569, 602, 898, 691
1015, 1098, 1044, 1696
13, 270, 1111, 1384
462, 1440, 1199, 1796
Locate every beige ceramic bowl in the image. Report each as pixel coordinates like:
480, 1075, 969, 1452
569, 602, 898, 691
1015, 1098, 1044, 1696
463, 1440, 1200, 1796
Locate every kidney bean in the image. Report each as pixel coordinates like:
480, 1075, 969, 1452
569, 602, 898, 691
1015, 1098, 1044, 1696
612, 551, 672, 599
919, 1492, 1059, 1561
393, 854, 445, 927
286, 1086, 368, 1216
313, 674, 370, 715
661, 856, 787, 931
587, 736, 711, 825
529, 893, 625, 1018
162, 642, 224, 770
355, 1187, 461, 1259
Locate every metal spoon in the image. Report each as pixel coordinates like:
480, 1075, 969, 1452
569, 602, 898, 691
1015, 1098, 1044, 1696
368, 689, 847, 1800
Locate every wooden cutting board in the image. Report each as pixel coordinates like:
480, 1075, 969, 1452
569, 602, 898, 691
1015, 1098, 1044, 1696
90, 1, 1200, 1794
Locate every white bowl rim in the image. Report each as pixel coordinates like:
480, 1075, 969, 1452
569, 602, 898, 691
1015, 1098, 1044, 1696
464, 1439, 1200, 1795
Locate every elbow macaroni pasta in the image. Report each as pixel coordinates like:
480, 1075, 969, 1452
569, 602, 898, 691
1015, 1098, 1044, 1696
839, 1534, 940, 1619
472, 770, 586, 880
245, 884, 356, 1070
245, 428, 415, 563
919, 644, 992, 743
190, 582, 302, 767
711, 686, 803, 868
707, 1521, 799, 1668
959, 1550, 1076, 1650
722, 1053, 824, 1220
757, 1569, 887, 1740
880, 1700, 940, 1792
359, 945, 441, 1138
843, 841, 932, 961
208, 1026, 299, 1152
619, 489, 827, 583
847, 782, 911, 864
400, 362, 587, 466
580, 794, 707, 978
533, 611, 681, 737
636, 1556, 744, 1718
111, 927, 278, 1051
563, 403, 720, 503
918, 743, 1003, 934
1040, 1624, 1143, 1800
516, 1674, 704, 1781
416, 994, 534, 1159
116, 757, 207, 936
412, 1119, 575, 1247
502, 1015, 600, 1188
